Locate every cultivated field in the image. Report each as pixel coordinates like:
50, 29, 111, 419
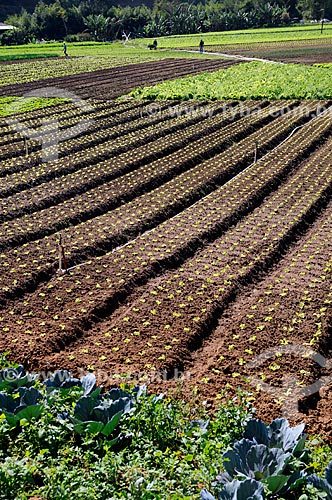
0, 58, 236, 99
202, 37, 332, 64
0, 54, 332, 439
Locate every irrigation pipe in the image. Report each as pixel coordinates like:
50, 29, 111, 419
63, 104, 332, 274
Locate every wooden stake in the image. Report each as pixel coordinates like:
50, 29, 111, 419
58, 233, 68, 274
254, 140, 258, 163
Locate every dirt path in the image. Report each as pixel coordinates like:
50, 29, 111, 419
176, 49, 284, 64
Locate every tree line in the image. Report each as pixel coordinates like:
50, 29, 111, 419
1, 0, 331, 45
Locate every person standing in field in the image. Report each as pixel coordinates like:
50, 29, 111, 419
63, 41, 68, 56
199, 39, 204, 53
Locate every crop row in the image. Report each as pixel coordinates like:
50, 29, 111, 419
0, 101, 309, 309
0, 56, 135, 88
1, 110, 331, 361
0, 101, 314, 256
71, 59, 231, 90
0, 99, 144, 152
0, 100, 250, 210
3, 99, 210, 163
73, 61, 236, 100
0, 99, 187, 175
15, 134, 332, 372
0, 101, 286, 221
0, 101, 74, 139
0, 98, 130, 141
0, 97, 116, 131
204, 37, 332, 53
190, 201, 332, 406
2, 129, 332, 371
234, 224, 332, 364
0, 58, 232, 98
0, 99, 233, 185
0, 102, 328, 307
0, 99, 252, 200
1, 58, 225, 91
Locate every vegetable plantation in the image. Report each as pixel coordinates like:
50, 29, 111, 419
0, 52, 332, 497
202, 38, 332, 65
0, 56, 229, 92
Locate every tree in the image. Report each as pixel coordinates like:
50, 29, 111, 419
33, 1, 68, 39
297, 0, 326, 19
84, 14, 110, 41
3, 9, 35, 44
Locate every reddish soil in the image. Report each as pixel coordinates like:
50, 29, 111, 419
177, 229, 332, 441
0, 92, 331, 439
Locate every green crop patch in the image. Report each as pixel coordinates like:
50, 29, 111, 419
131, 61, 332, 100
0, 43, 221, 86
0, 356, 330, 500
144, 25, 332, 49
0, 96, 68, 117
0, 53, 59, 61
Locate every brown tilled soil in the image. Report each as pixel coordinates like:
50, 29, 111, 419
203, 39, 332, 64
2, 194, 331, 439
0, 58, 238, 99
0, 90, 331, 439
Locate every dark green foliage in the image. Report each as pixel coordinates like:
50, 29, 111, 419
0, 355, 255, 498
308, 462, 332, 498
201, 418, 314, 500
71, 387, 133, 438
243, 418, 306, 453
0, 365, 38, 392
45, 370, 81, 390
0, 355, 330, 499
1, 0, 329, 44
202, 479, 265, 500
0, 387, 43, 425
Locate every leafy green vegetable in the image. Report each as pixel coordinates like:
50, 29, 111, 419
221, 439, 289, 483
0, 365, 37, 392
203, 418, 309, 499
0, 357, 329, 499
201, 478, 265, 500
130, 61, 332, 100
308, 462, 332, 498
0, 387, 43, 424
45, 370, 81, 390
68, 387, 134, 439
244, 418, 306, 453
0, 96, 67, 117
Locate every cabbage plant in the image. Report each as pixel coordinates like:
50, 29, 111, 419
308, 462, 332, 499
59, 386, 143, 443
0, 387, 43, 424
201, 418, 308, 500
201, 479, 265, 500
0, 365, 38, 392
243, 418, 306, 454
